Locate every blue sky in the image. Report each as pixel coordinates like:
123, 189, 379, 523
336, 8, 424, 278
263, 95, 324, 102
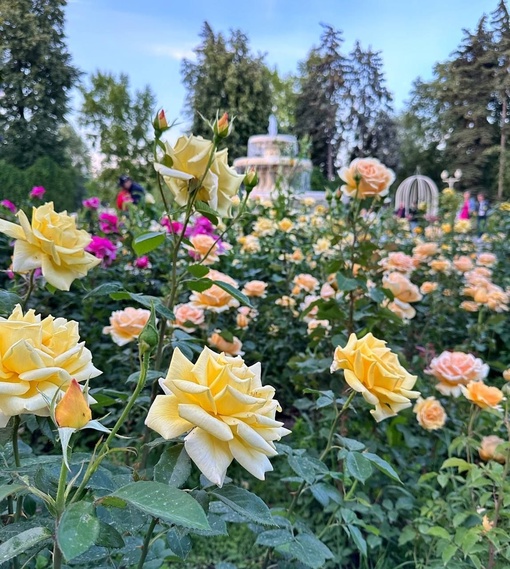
66, 0, 498, 134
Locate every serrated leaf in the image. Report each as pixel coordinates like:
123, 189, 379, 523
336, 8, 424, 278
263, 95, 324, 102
210, 485, 277, 526
57, 502, 100, 561
112, 481, 209, 530
345, 452, 373, 483
83, 282, 123, 299
0, 291, 23, 316
255, 529, 293, 547
154, 444, 192, 488
212, 281, 252, 308
0, 526, 52, 563
132, 232, 166, 256
363, 452, 401, 483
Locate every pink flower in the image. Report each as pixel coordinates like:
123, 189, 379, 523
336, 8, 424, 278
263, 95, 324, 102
30, 186, 46, 199
189, 216, 216, 236
85, 236, 117, 266
99, 212, 120, 234
0, 200, 17, 213
161, 216, 187, 235
134, 256, 150, 269
82, 197, 101, 209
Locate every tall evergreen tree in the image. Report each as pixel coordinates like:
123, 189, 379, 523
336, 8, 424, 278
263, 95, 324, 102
295, 25, 347, 181
0, 0, 80, 168
182, 23, 272, 160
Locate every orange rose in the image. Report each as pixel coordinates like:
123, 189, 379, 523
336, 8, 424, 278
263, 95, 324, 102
384, 299, 416, 320
339, 158, 395, 199
460, 301, 479, 312
463, 381, 504, 409
479, 435, 506, 463
185, 234, 230, 265
103, 307, 151, 346
503, 369, 510, 381
242, 280, 267, 298
413, 397, 447, 430
208, 331, 243, 356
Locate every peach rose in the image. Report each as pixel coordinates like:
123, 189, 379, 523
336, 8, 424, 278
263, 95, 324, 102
238, 235, 260, 253
300, 294, 320, 322
503, 369, 510, 381
253, 217, 274, 237
173, 303, 205, 332
427, 351, 489, 396
379, 252, 415, 274
242, 280, 267, 298
189, 269, 240, 313
477, 253, 497, 267
339, 158, 395, 199
275, 295, 296, 308
413, 397, 447, 430
185, 234, 230, 265
460, 301, 479, 312
307, 319, 331, 334
463, 381, 504, 409
430, 259, 451, 273
385, 299, 416, 320
420, 281, 438, 295
479, 435, 506, 463
382, 272, 422, 303
208, 331, 243, 356
413, 242, 438, 260
103, 307, 151, 346
293, 273, 319, 293
453, 255, 474, 273
320, 282, 336, 300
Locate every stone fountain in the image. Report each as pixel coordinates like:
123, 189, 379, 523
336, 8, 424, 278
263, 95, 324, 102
233, 115, 316, 200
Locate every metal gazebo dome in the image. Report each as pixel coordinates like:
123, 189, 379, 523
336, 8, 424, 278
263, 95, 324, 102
394, 174, 439, 216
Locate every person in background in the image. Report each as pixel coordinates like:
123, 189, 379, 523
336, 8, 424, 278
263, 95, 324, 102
408, 202, 419, 231
395, 202, 406, 218
458, 191, 471, 220
118, 175, 145, 204
476, 192, 489, 237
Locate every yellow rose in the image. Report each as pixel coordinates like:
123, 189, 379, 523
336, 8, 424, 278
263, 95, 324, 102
253, 217, 274, 237
413, 397, 446, 430
339, 158, 395, 199
155, 135, 243, 217
331, 333, 419, 422
0, 305, 101, 427
479, 435, 506, 463
103, 307, 151, 346
441, 223, 452, 233
463, 381, 504, 409
0, 202, 100, 290
278, 218, 294, 232
145, 347, 290, 486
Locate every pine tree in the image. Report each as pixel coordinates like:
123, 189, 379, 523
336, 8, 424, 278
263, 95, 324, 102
0, 0, 80, 168
295, 25, 347, 181
181, 23, 272, 160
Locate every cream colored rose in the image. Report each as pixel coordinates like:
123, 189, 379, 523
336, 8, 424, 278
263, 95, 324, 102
453, 255, 474, 272
145, 347, 290, 486
0, 305, 101, 427
242, 280, 267, 298
238, 235, 261, 253
339, 158, 395, 199
413, 397, 446, 430
307, 319, 331, 334
208, 331, 243, 356
189, 269, 240, 313
0, 202, 100, 290
253, 218, 274, 237
382, 272, 422, 303
278, 218, 294, 232
427, 351, 489, 396
173, 303, 205, 332
320, 282, 336, 300
331, 333, 419, 422
155, 135, 244, 218
103, 307, 151, 346
420, 281, 438, 295
479, 435, 506, 463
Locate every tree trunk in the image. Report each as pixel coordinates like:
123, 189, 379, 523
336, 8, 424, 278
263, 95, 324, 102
498, 94, 507, 199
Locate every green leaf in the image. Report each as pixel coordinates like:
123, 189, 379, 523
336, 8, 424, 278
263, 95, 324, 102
426, 526, 451, 540
441, 458, 473, 473
109, 292, 174, 320
0, 483, 26, 502
0, 291, 22, 316
187, 278, 213, 292
363, 452, 402, 483
194, 200, 219, 225
132, 231, 166, 256
212, 280, 252, 308
347, 524, 367, 556
0, 526, 52, 563
442, 543, 458, 564
95, 521, 125, 548
57, 502, 100, 561
95, 496, 127, 509
210, 485, 277, 526
336, 273, 360, 292
255, 529, 293, 547
287, 533, 334, 568
187, 264, 210, 278
154, 444, 192, 488
288, 454, 328, 485
83, 282, 123, 299
112, 481, 209, 530
345, 452, 373, 483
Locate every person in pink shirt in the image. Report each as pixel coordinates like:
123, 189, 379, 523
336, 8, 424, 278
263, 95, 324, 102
459, 191, 471, 220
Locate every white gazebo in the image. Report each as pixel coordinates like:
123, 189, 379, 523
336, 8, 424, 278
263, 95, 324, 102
394, 174, 439, 216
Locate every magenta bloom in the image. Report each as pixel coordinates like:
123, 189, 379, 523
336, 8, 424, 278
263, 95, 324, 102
83, 197, 101, 209
30, 186, 46, 199
134, 256, 150, 269
189, 216, 215, 236
161, 216, 188, 236
0, 200, 17, 213
99, 212, 120, 234
86, 236, 117, 266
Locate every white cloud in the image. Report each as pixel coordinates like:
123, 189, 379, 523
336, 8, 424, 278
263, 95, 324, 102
147, 44, 196, 61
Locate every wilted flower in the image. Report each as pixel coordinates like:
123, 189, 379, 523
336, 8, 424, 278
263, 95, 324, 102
0, 203, 100, 290
103, 307, 151, 346
331, 333, 419, 422
145, 347, 290, 487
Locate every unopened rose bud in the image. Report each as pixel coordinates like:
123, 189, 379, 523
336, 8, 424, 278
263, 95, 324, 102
153, 109, 170, 137
243, 168, 258, 192
139, 305, 158, 355
55, 379, 91, 429
213, 112, 230, 138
